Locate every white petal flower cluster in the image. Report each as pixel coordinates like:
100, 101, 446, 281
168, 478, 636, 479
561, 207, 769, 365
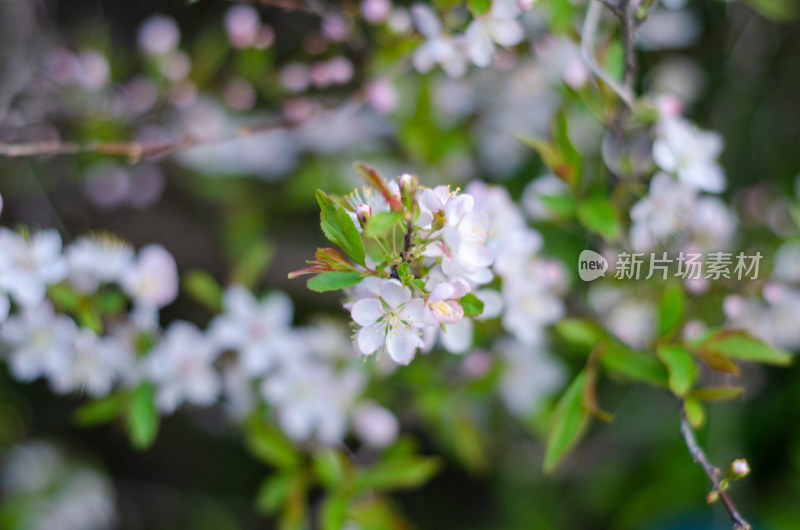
629, 116, 736, 260
410, 1, 526, 78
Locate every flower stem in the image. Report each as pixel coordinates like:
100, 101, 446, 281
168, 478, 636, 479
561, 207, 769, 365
677, 398, 751, 530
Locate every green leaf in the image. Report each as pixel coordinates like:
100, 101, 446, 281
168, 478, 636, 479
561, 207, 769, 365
320, 490, 352, 530
538, 193, 576, 218
255, 472, 294, 515
397, 262, 410, 281
694, 330, 791, 366
577, 197, 619, 240
247, 419, 302, 469
743, 0, 797, 21
363, 212, 404, 239
307, 271, 364, 293
553, 112, 582, 184
74, 392, 129, 426
95, 289, 128, 315
600, 344, 668, 387
555, 319, 604, 350
468, 0, 491, 16
687, 386, 744, 402
78, 299, 103, 334
544, 371, 589, 472
460, 293, 484, 317
658, 284, 685, 338
313, 449, 345, 487
316, 190, 367, 266
684, 397, 705, 428
657, 344, 697, 396
127, 384, 160, 450
183, 270, 223, 312
48, 283, 82, 312
356, 456, 441, 491
231, 239, 275, 289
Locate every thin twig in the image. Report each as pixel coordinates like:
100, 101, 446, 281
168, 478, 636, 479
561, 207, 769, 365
677, 399, 751, 530
0, 95, 366, 164
579, 0, 636, 109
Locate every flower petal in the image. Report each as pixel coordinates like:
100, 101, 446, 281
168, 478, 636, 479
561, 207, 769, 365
386, 326, 421, 364
358, 323, 385, 354
380, 279, 410, 309
351, 298, 384, 326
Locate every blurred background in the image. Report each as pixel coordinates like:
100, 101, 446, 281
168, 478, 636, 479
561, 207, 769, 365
0, 0, 799, 528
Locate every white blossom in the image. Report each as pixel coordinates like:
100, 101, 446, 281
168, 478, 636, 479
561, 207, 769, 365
652, 116, 726, 193
261, 361, 365, 445
350, 279, 425, 364
145, 321, 221, 413
66, 235, 135, 292
209, 286, 298, 375
0, 228, 68, 307
122, 244, 179, 308
1, 302, 77, 385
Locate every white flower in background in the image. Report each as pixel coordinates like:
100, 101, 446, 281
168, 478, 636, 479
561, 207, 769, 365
629, 172, 696, 251
652, 116, 726, 193
66, 235, 135, 292
122, 244, 179, 308
49, 329, 132, 397
209, 286, 298, 375
0, 228, 68, 307
464, 0, 525, 67
590, 285, 656, 349
350, 279, 425, 364
687, 196, 737, 251
411, 4, 467, 78
422, 193, 494, 282
496, 338, 566, 417
423, 317, 474, 354
221, 363, 257, 420
772, 241, 800, 284
137, 14, 180, 56
502, 278, 564, 344
146, 321, 221, 413
521, 175, 571, 221
1, 442, 117, 530
423, 278, 470, 325
261, 361, 365, 445
351, 401, 399, 448
467, 181, 542, 278
0, 301, 77, 385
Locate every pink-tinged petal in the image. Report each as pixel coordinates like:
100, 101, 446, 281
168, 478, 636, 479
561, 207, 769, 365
441, 319, 473, 353
441, 256, 465, 278
466, 21, 494, 67
358, 323, 385, 354
429, 299, 464, 324
429, 282, 455, 303
459, 212, 490, 243
386, 326, 421, 364
652, 139, 677, 172
445, 194, 474, 226
469, 267, 494, 285
487, 18, 524, 47
380, 279, 410, 309
420, 188, 445, 214
411, 4, 441, 38
459, 243, 494, 269
399, 298, 425, 326
449, 278, 471, 299
421, 241, 445, 258
352, 298, 384, 326
474, 289, 503, 319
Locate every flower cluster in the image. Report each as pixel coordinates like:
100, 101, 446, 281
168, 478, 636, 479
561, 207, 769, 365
292, 167, 568, 417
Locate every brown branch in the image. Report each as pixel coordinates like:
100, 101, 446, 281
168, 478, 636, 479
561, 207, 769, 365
0, 95, 366, 164
677, 399, 751, 530
227, 0, 325, 15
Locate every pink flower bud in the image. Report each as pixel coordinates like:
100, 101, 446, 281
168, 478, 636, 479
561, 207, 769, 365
730, 459, 750, 478
356, 204, 372, 223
